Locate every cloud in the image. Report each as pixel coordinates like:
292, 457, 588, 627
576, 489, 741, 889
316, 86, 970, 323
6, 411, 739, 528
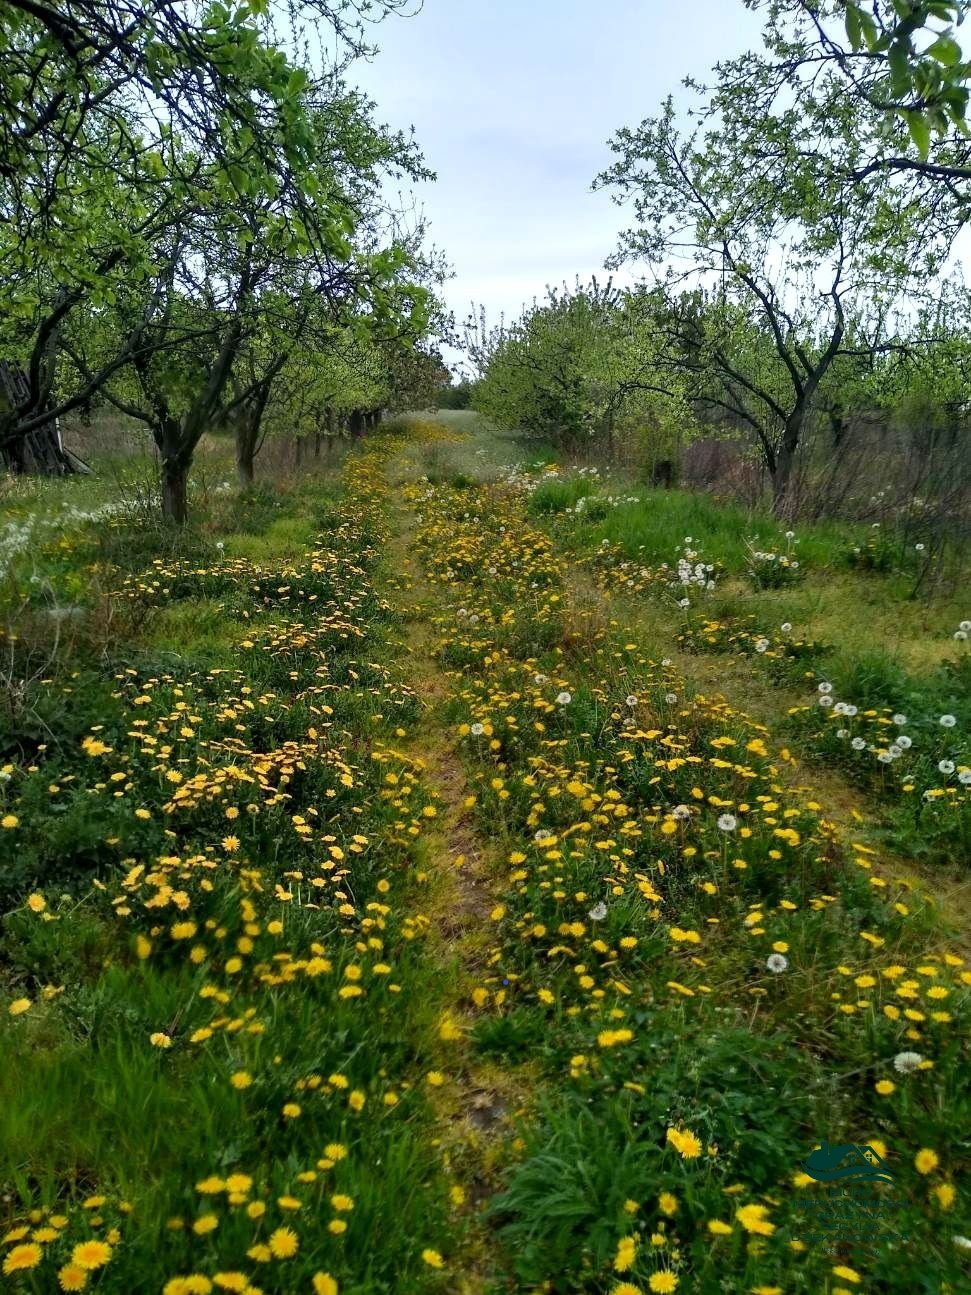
352, 0, 764, 344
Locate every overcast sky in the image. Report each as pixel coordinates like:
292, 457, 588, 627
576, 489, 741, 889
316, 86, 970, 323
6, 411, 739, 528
351, 0, 764, 354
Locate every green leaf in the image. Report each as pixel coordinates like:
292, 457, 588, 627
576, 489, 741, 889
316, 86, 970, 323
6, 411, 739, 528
857, 8, 880, 51
905, 110, 932, 157
845, 2, 863, 50
286, 67, 309, 96
888, 42, 911, 97
926, 33, 961, 67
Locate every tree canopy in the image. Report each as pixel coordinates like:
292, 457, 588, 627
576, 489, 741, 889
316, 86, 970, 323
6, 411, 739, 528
0, 0, 445, 516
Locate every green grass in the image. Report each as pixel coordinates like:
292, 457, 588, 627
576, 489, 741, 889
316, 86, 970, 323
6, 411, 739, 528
525, 475, 597, 516
0, 417, 967, 1293
395, 410, 557, 483
528, 472, 964, 674
0, 433, 470, 1293
406, 457, 969, 1293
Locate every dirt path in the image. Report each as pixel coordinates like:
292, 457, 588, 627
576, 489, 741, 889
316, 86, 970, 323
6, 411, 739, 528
383, 465, 517, 1292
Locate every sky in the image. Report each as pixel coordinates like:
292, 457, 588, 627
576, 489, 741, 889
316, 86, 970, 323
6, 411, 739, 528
350, 0, 764, 363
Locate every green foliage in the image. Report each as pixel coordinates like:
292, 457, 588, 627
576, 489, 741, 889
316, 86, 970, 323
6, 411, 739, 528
435, 381, 474, 409
471, 281, 694, 453
493, 1017, 822, 1286
841, 2, 969, 147
0, 1, 446, 517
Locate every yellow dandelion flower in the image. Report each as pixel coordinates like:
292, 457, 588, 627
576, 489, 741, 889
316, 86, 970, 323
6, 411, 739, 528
735, 1203, 774, 1235
915, 1148, 939, 1174
614, 1235, 638, 1272
4, 1243, 43, 1274
268, 1226, 299, 1258
212, 1275, 248, 1292
71, 1239, 113, 1270
665, 1127, 702, 1159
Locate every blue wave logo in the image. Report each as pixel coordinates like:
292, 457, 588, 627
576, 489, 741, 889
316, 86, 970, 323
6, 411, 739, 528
802, 1141, 895, 1183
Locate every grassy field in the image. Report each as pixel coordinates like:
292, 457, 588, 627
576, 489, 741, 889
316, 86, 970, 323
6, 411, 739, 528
0, 415, 968, 1294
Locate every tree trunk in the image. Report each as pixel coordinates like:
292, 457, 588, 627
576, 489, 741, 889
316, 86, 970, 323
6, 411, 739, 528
772, 411, 803, 517
236, 436, 255, 488
235, 410, 259, 489
161, 458, 189, 524
0, 417, 26, 473
828, 407, 846, 449
157, 416, 190, 524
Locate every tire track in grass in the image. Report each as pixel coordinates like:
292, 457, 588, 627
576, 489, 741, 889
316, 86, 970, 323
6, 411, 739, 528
381, 444, 523, 1294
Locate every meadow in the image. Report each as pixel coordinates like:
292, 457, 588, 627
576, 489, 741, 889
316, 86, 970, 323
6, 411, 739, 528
0, 413, 968, 1294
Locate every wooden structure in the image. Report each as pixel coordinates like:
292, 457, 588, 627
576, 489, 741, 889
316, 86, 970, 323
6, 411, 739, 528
0, 361, 90, 474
